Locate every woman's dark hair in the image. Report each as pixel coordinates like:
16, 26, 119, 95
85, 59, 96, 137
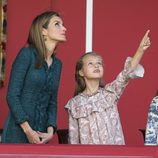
27, 11, 60, 68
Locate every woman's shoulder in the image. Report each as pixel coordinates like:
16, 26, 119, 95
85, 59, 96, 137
12, 47, 34, 65
54, 56, 62, 65
17, 46, 36, 59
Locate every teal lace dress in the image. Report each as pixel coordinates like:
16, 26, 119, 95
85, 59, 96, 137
2, 47, 62, 143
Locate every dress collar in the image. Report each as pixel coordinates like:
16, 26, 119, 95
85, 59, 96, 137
80, 88, 102, 97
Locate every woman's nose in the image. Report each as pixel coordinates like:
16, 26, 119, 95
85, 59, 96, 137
62, 26, 67, 31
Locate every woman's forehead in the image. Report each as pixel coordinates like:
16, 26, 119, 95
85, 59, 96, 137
50, 16, 63, 23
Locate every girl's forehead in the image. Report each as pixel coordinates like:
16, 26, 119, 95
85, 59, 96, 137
83, 54, 102, 61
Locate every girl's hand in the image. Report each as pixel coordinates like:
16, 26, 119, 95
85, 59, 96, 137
139, 30, 151, 51
130, 30, 151, 70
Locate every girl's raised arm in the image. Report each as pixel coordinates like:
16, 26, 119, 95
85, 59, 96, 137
131, 30, 151, 70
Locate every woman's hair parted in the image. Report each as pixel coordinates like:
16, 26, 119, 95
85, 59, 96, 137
74, 52, 105, 96
27, 11, 60, 68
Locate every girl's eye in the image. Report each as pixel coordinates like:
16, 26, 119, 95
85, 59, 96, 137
88, 62, 93, 66
98, 62, 103, 66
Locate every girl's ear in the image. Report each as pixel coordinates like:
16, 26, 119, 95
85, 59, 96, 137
79, 69, 84, 77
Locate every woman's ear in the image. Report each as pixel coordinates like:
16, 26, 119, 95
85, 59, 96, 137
79, 70, 84, 77
42, 28, 47, 36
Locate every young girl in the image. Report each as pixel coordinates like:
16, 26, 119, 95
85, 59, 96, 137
65, 30, 150, 145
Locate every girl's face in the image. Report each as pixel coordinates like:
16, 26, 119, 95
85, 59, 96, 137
79, 55, 104, 80
42, 16, 67, 43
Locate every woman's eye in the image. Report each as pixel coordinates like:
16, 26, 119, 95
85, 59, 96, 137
55, 22, 60, 27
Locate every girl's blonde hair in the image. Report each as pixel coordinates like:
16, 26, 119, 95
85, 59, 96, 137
74, 52, 105, 96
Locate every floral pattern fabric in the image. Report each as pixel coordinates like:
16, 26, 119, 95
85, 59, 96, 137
145, 96, 158, 145
65, 57, 144, 145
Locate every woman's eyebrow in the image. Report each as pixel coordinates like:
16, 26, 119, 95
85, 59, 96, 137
53, 19, 63, 24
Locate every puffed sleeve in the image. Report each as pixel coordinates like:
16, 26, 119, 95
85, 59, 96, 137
145, 96, 158, 145
65, 100, 80, 144
105, 57, 145, 99
6, 48, 31, 124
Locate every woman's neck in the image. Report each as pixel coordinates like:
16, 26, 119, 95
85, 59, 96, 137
45, 57, 53, 67
45, 41, 57, 58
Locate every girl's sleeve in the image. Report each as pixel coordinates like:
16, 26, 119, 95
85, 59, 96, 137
145, 97, 158, 145
7, 48, 31, 124
105, 57, 145, 99
68, 110, 79, 144
65, 100, 80, 144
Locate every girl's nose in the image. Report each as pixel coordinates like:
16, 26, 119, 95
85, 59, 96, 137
94, 63, 99, 67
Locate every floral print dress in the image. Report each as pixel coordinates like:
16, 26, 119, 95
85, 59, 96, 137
65, 57, 144, 145
145, 96, 158, 145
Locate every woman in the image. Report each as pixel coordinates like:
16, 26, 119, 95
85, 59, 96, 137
2, 11, 67, 144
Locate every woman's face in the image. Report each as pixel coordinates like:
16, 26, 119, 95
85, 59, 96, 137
79, 55, 104, 80
42, 16, 67, 43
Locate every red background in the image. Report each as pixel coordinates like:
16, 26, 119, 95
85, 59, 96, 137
0, 0, 158, 146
